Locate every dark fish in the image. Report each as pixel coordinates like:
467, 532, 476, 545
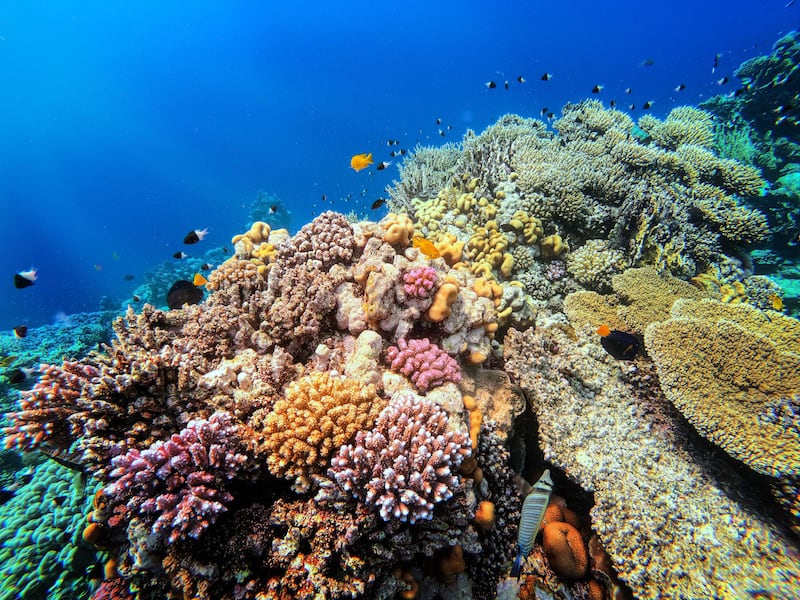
639, 58, 655, 67
268, 205, 279, 214
504, 80, 509, 90
674, 83, 686, 92
389, 150, 398, 157
123, 274, 136, 281
321, 194, 327, 201
499, 223, 517, 233
399, 149, 407, 156
41, 450, 87, 474
597, 325, 639, 360
629, 103, 635, 110
642, 101, 653, 110
439, 129, 446, 136
13, 326, 27, 339
167, 280, 203, 310
625, 87, 632, 94
183, 228, 208, 245
436, 118, 442, 125
610, 99, 617, 108
14, 272, 36, 289
717, 76, 729, 85
485, 81, 497, 89
173, 251, 188, 260
132, 295, 141, 302
517, 75, 526, 83
540, 107, 549, 117
371, 198, 387, 210
0, 489, 14, 505
52, 494, 67, 507
7, 368, 26, 384
546, 112, 555, 122
592, 85, 603, 94
734, 86, 749, 97
541, 72, 552, 81
201, 263, 212, 270
712, 52, 721, 73
376, 161, 392, 170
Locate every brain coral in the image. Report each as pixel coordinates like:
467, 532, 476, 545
328, 390, 471, 523
258, 371, 386, 492
645, 298, 800, 481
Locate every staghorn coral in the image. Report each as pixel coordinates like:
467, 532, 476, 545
101, 411, 248, 544
385, 338, 462, 392
256, 371, 386, 492
329, 390, 471, 524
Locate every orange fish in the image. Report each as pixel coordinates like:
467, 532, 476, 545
412, 236, 441, 259
350, 152, 373, 172
193, 273, 209, 287
596, 324, 611, 337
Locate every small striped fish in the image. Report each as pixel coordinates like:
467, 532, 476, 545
510, 469, 554, 578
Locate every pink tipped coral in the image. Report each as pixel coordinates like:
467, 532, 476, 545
329, 391, 471, 523
403, 266, 438, 299
103, 411, 247, 544
385, 338, 461, 392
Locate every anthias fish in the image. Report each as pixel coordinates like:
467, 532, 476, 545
350, 153, 374, 172
412, 236, 441, 259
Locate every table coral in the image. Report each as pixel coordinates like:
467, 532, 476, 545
385, 338, 462, 392
257, 371, 386, 492
329, 390, 471, 524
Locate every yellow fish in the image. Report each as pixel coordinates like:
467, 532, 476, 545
350, 152, 373, 172
768, 293, 783, 311
193, 273, 209, 287
412, 236, 441, 259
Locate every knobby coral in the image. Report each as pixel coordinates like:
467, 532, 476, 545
385, 338, 462, 392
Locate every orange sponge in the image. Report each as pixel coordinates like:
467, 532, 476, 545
542, 521, 589, 580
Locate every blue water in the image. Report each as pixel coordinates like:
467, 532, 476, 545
0, 0, 795, 330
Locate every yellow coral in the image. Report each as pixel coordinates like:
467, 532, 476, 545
467, 222, 509, 276
640, 106, 714, 150
645, 299, 800, 480
434, 233, 465, 266
382, 213, 414, 246
690, 183, 769, 244
541, 234, 566, 260
258, 372, 386, 491
411, 196, 447, 232
427, 278, 460, 322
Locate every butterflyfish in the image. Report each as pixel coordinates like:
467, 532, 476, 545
412, 236, 441, 259
511, 469, 554, 578
596, 325, 639, 360
350, 153, 374, 172
184, 228, 209, 244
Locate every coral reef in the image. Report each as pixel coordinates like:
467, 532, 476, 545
385, 338, 462, 392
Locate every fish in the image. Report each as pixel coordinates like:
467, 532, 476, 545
712, 52, 721, 73
511, 469, 554, 578
14, 268, 37, 289
625, 87, 632, 94
193, 273, 209, 287
540, 107, 549, 117
412, 236, 441, 259
350, 152, 373, 172
439, 129, 446, 136
674, 83, 686, 92
610, 99, 617, 108
768, 293, 783, 311
639, 58, 655, 67
184, 228, 209, 244
376, 161, 392, 170
517, 75, 526, 83
541, 72, 552, 81
436, 118, 442, 125
123, 274, 136, 281
112, 251, 120, 260
268, 204, 279, 214
596, 325, 639, 360
52, 494, 67, 507
592, 85, 603, 94
371, 198, 388, 210
485, 81, 497, 89
201, 263, 212, 271
166, 280, 204, 310
173, 251, 188, 259
504, 80, 509, 90
0, 355, 18, 368
642, 101, 653, 110
132, 294, 141, 302
546, 112, 555, 122
717, 76, 729, 85
629, 103, 636, 110
399, 149, 407, 156
7, 368, 27, 384
93, 264, 103, 272
13, 326, 27, 339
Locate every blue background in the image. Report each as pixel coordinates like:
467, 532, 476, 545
0, 0, 796, 329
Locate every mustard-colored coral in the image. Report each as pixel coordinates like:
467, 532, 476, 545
690, 183, 769, 244
467, 222, 509, 277
258, 372, 386, 491
566, 240, 625, 292
645, 299, 800, 481
427, 278, 460, 322
382, 213, 415, 246
541, 234, 566, 260
639, 106, 715, 150
411, 196, 447, 232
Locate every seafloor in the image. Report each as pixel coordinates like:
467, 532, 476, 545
1, 33, 799, 600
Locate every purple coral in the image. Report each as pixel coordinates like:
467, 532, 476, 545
385, 338, 461, 392
402, 266, 438, 299
103, 411, 247, 544
329, 391, 471, 523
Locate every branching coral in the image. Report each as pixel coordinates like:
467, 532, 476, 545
329, 390, 471, 523
102, 412, 247, 544
256, 371, 386, 492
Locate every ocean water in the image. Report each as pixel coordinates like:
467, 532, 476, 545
1, 3, 800, 600
0, 0, 794, 330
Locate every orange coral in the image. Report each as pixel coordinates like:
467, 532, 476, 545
427, 278, 459, 322
542, 521, 589, 580
382, 213, 414, 246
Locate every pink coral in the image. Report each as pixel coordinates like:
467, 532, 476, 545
385, 338, 461, 392
103, 411, 247, 544
403, 266, 438, 299
329, 391, 471, 523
